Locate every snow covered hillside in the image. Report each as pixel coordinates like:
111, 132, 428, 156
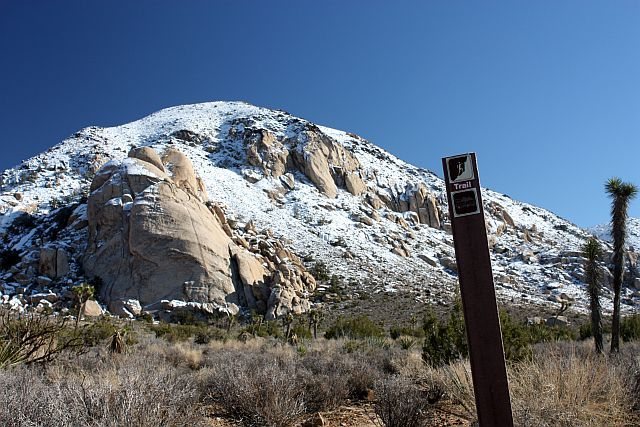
1, 101, 638, 316
591, 218, 640, 252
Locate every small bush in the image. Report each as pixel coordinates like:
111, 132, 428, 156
0, 351, 207, 426
310, 260, 330, 281
325, 315, 384, 340
151, 323, 215, 343
374, 376, 431, 427
398, 336, 417, 350
243, 319, 282, 339
205, 351, 306, 426
500, 311, 577, 362
300, 353, 351, 411
622, 314, 640, 342
389, 325, 424, 340
421, 304, 467, 367
0, 310, 82, 368
289, 320, 312, 341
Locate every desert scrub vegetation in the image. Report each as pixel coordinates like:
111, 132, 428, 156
0, 309, 639, 426
0, 348, 207, 427
0, 309, 83, 368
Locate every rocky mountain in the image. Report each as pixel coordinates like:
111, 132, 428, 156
0, 101, 638, 320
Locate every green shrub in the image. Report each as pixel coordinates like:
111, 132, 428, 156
621, 314, 640, 342
194, 327, 227, 344
151, 323, 216, 343
79, 318, 117, 346
389, 325, 425, 340
290, 320, 312, 341
242, 319, 283, 339
325, 315, 384, 340
310, 260, 330, 281
500, 311, 577, 362
422, 299, 468, 367
398, 336, 418, 350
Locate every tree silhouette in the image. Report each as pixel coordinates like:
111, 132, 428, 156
583, 237, 604, 353
605, 178, 637, 353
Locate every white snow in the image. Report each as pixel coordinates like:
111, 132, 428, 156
1, 101, 638, 315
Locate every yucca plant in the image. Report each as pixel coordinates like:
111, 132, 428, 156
605, 178, 638, 353
583, 237, 604, 353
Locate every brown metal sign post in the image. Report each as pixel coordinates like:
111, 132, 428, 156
442, 153, 514, 427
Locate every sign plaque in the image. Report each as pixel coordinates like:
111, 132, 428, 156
442, 153, 514, 427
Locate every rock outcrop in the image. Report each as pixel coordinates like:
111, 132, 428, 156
38, 247, 69, 279
84, 147, 315, 318
237, 124, 366, 199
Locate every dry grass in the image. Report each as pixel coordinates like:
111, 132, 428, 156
0, 325, 638, 427
0, 349, 207, 427
427, 341, 640, 426
509, 342, 639, 426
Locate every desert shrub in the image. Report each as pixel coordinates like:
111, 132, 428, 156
163, 342, 204, 370
389, 325, 424, 340
500, 311, 577, 362
170, 308, 225, 326
421, 303, 467, 366
299, 351, 351, 411
325, 315, 384, 340
0, 310, 82, 368
0, 249, 21, 271
398, 336, 418, 350
621, 314, 640, 342
579, 322, 592, 340
339, 352, 384, 400
243, 319, 283, 338
289, 319, 312, 341
373, 376, 432, 427
0, 351, 207, 426
509, 343, 636, 426
310, 260, 330, 281
77, 318, 117, 347
204, 350, 306, 426
151, 323, 213, 343
193, 327, 226, 344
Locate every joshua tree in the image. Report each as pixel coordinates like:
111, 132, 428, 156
308, 308, 324, 339
282, 313, 294, 340
583, 237, 604, 353
605, 178, 638, 353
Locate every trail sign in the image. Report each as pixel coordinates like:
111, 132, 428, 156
442, 153, 514, 427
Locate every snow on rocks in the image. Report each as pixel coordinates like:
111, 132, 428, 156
0, 101, 638, 319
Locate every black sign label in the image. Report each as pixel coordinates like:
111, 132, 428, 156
451, 188, 480, 217
447, 154, 475, 183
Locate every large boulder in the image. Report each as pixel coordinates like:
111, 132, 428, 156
84, 147, 315, 318
38, 247, 69, 279
85, 148, 237, 310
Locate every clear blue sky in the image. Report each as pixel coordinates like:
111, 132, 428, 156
1, 1, 638, 227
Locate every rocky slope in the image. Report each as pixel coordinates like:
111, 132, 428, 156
0, 101, 638, 319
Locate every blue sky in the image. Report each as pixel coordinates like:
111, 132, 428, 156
1, 1, 638, 227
